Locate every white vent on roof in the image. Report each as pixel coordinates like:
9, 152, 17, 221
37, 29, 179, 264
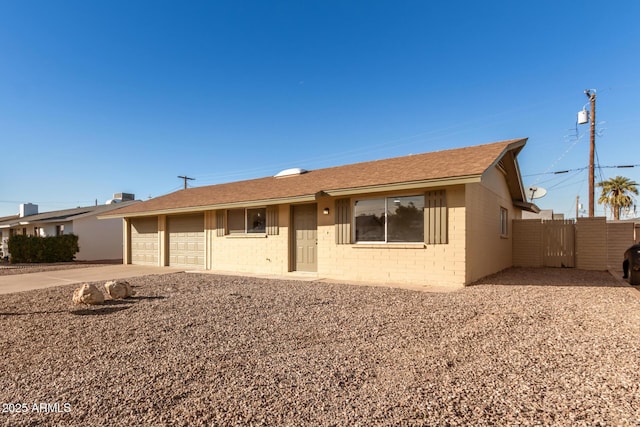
274, 168, 308, 177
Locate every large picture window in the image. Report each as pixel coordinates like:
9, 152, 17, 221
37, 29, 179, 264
354, 195, 424, 243
227, 208, 266, 234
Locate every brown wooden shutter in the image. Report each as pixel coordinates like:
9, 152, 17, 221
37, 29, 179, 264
216, 210, 225, 237
266, 206, 278, 235
335, 198, 351, 244
425, 190, 447, 244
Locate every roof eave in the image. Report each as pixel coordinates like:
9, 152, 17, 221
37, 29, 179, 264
323, 175, 482, 197
98, 194, 319, 219
484, 138, 530, 204
514, 201, 541, 213
100, 176, 484, 219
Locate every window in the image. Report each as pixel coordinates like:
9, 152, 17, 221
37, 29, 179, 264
227, 208, 266, 234
500, 207, 508, 237
56, 225, 64, 236
354, 195, 424, 243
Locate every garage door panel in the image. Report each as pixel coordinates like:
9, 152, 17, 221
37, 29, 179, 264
131, 217, 158, 266
168, 214, 204, 269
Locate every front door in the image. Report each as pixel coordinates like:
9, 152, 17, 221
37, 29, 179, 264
293, 204, 317, 272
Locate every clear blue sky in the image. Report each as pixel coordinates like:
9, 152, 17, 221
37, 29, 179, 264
1, 1, 638, 218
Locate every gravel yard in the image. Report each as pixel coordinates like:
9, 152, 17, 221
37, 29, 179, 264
1, 268, 639, 426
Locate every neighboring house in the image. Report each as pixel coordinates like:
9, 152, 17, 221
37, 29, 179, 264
102, 139, 538, 288
522, 209, 565, 220
0, 194, 139, 261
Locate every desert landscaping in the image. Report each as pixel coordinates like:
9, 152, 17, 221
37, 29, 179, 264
1, 267, 640, 426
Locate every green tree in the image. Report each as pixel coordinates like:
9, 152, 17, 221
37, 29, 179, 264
597, 176, 638, 220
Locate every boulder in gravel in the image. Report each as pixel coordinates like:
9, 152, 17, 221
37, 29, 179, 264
72, 283, 105, 305
104, 280, 135, 299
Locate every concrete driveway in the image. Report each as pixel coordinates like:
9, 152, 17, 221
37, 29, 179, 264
0, 265, 184, 295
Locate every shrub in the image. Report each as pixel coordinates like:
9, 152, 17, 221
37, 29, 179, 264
7, 234, 79, 263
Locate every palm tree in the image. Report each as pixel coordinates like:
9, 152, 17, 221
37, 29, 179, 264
597, 176, 638, 220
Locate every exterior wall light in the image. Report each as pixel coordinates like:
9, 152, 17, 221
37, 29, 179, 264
323, 208, 330, 215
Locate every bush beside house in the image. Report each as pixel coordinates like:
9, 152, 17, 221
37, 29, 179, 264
7, 234, 79, 263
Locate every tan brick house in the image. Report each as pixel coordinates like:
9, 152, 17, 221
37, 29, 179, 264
102, 138, 537, 288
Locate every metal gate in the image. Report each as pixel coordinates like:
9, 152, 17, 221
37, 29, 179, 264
542, 220, 575, 268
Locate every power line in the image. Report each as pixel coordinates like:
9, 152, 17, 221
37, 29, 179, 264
524, 164, 638, 177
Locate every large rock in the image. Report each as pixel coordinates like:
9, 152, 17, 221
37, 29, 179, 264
72, 283, 105, 305
104, 280, 135, 299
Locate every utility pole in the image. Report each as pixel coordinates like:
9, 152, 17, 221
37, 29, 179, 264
576, 195, 579, 219
585, 89, 596, 217
177, 175, 195, 189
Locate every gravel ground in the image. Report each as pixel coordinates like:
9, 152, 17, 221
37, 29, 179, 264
1, 268, 639, 426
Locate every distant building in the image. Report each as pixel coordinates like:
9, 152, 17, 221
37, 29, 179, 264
0, 194, 138, 261
522, 209, 565, 220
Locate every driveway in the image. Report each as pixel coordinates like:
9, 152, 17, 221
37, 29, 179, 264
0, 264, 184, 295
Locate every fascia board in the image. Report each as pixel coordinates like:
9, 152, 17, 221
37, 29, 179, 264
72, 201, 140, 220
484, 138, 528, 201
514, 200, 540, 213
323, 176, 482, 197
27, 219, 73, 225
98, 194, 318, 219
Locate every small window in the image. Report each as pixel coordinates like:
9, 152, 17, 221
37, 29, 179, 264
227, 208, 267, 234
500, 207, 508, 237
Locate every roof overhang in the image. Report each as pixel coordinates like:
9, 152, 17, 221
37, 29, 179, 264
323, 175, 482, 197
514, 201, 541, 213
99, 194, 319, 219
484, 138, 537, 211
100, 176, 484, 219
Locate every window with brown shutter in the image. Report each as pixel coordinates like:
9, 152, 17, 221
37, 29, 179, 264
335, 198, 351, 244
424, 190, 447, 244
266, 206, 278, 235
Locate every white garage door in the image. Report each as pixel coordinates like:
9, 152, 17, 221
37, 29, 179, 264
168, 214, 205, 269
130, 217, 158, 265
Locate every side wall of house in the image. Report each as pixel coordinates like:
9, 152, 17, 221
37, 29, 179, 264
74, 216, 124, 261
317, 186, 467, 287
465, 166, 516, 283
209, 205, 291, 275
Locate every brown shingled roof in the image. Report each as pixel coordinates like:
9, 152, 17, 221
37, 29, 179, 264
104, 138, 527, 217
